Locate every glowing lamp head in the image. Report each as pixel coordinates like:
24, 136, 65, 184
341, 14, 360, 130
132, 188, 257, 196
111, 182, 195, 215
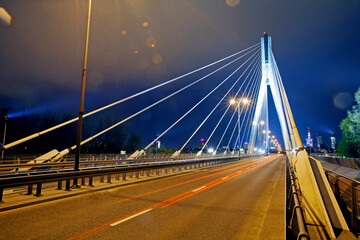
242, 98, 249, 104
230, 99, 236, 105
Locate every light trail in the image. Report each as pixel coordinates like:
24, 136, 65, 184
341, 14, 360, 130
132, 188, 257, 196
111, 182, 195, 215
67, 155, 280, 239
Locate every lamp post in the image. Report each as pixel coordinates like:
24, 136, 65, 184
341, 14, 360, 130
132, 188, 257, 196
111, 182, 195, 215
74, 0, 92, 185
1, 114, 8, 161
230, 97, 249, 160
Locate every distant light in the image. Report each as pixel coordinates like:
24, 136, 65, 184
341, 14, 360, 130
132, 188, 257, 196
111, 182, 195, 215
142, 21, 149, 28
242, 98, 249, 104
121, 30, 127, 36
146, 36, 157, 48
200, 138, 205, 142
254, 148, 258, 151
291, 149, 296, 153
260, 120, 265, 125
262, 130, 266, 134
208, 148, 214, 153
230, 99, 236, 105
0, 8, 11, 26
244, 142, 248, 145
129, 43, 140, 55
252, 121, 257, 125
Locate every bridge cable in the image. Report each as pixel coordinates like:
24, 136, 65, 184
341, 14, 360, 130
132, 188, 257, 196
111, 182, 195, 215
224, 62, 262, 151
229, 63, 262, 152
199, 55, 262, 153
212, 65, 263, 154
270, 52, 296, 150
2, 43, 260, 150
176, 52, 261, 154
139, 50, 261, 156
61, 46, 262, 155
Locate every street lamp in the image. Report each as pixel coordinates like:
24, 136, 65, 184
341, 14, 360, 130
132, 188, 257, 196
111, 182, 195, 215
230, 97, 250, 160
1, 114, 8, 161
74, 0, 92, 186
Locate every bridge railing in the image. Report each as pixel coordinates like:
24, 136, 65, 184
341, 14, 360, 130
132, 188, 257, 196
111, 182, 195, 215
0, 155, 243, 203
312, 154, 360, 170
324, 169, 360, 231
0, 153, 245, 173
286, 157, 310, 240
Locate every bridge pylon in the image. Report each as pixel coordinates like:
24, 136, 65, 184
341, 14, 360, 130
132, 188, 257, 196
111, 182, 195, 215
249, 33, 353, 239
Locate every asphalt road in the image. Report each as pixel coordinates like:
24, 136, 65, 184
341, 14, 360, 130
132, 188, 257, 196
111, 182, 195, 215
0, 154, 285, 240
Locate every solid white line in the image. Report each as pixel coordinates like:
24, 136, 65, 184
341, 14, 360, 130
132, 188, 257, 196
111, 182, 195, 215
192, 186, 206, 192
222, 176, 229, 180
110, 208, 153, 226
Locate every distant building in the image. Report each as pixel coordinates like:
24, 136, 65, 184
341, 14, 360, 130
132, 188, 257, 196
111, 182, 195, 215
305, 127, 313, 147
331, 136, 336, 150
316, 136, 323, 148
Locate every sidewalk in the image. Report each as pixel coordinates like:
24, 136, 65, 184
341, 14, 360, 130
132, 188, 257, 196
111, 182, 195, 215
319, 160, 360, 181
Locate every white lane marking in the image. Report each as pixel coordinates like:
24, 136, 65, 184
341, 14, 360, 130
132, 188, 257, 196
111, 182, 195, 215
222, 176, 229, 180
110, 208, 152, 226
237, 170, 242, 173
192, 186, 206, 192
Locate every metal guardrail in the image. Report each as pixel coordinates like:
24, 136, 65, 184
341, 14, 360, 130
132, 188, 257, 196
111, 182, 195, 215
0, 156, 240, 203
286, 158, 310, 240
324, 169, 360, 231
0, 153, 234, 173
312, 154, 360, 170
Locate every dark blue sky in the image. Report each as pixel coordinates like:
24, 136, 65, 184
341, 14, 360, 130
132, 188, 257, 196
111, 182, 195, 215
0, 0, 359, 149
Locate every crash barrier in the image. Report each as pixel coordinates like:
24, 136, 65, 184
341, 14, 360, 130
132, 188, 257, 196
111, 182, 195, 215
313, 154, 360, 170
0, 155, 242, 203
0, 153, 247, 173
286, 158, 310, 240
324, 169, 360, 231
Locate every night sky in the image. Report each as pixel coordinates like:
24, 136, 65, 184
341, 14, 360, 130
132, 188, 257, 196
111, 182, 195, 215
0, 0, 359, 150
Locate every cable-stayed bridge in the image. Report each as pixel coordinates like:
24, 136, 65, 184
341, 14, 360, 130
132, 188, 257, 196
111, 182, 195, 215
0, 34, 357, 240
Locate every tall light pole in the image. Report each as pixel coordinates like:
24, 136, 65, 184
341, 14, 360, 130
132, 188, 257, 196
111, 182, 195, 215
1, 114, 8, 161
230, 97, 249, 160
74, 0, 92, 184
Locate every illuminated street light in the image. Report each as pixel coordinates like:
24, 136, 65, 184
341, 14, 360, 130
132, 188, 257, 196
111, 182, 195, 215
229, 97, 250, 160
260, 120, 265, 125
74, 0, 92, 186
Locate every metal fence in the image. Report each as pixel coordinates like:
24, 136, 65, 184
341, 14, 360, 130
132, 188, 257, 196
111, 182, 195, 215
313, 154, 360, 170
286, 158, 310, 240
324, 170, 360, 230
0, 155, 241, 203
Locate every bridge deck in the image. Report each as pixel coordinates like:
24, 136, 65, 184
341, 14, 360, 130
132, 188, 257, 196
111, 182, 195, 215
0, 155, 286, 239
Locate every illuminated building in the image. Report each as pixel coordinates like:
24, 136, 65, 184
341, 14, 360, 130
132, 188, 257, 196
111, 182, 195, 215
331, 136, 336, 150
316, 135, 322, 148
305, 127, 313, 147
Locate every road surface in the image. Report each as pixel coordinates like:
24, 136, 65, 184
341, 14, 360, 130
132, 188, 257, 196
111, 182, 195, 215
0, 154, 285, 240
